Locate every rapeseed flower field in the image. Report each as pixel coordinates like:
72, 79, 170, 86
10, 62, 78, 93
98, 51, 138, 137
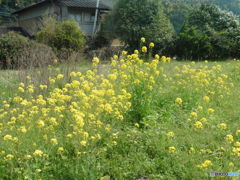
0, 42, 239, 179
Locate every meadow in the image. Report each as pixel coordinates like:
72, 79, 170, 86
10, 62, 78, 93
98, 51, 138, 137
0, 47, 239, 179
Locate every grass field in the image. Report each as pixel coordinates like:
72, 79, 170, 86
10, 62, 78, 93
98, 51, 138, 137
0, 54, 239, 179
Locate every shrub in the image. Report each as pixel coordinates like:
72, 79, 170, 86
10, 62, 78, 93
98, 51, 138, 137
54, 20, 85, 51
35, 17, 57, 47
37, 18, 86, 52
0, 31, 29, 68
17, 42, 56, 69
0, 31, 56, 69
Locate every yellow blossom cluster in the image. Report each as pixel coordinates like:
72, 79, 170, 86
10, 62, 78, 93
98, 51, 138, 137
0, 47, 172, 170
197, 160, 213, 168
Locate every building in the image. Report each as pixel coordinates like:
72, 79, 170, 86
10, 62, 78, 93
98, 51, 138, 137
0, 8, 13, 24
12, 0, 112, 36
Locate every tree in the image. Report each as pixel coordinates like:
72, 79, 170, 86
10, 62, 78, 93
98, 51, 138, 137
0, 0, 41, 11
162, 0, 194, 33
175, 4, 240, 59
161, 0, 240, 33
103, 0, 174, 52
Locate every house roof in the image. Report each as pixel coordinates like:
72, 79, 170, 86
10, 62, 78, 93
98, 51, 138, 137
12, 0, 111, 15
61, 0, 110, 10
12, 0, 50, 14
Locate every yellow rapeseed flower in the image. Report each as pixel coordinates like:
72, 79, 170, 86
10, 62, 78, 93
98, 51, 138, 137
75, 115, 85, 128
5, 154, 14, 160
122, 51, 128, 56
197, 106, 203, 111
19, 126, 27, 133
197, 160, 213, 168
189, 147, 195, 153
71, 80, 80, 88
190, 112, 198, 119
92, 57, 100, 64
234, 141, 240, 147
155, 54, 160, 60
208, 108, 215, 114
219, 123, 227, 130
134, 123, 140, 128
108, 74, 117, 81
18, 87, 25, 93
225, 134, 234, 142
36, 120, 45, 128
53, 59, 58, 63
149, 42, 154, 48
175, 98, 183, 105
80, 141, 87, 146
113, 55, 118, 60
57, 74, 64, 79
142, 46, 147, 53
3, 135, 12, 141
28, 88, 34, 93
194, 121, 203, 129
50, 138, 58, 145
167, 132, 174, 137
35, 169, 42, 173
70, 72, 77, 77
25, 155, 32, 160
203, 96, 210, 102
39, 85, 47, 89
49, 78, 55, 84
236, 130, 240, 136
33, 150, 43, 157
19, 82, 25, 87
134, 50, 139, 54
66, 134, 73, 138
161, 56, 167, 62
200, 118, 207, 122
166, 57, 171, 62
229, 162, 234, 167
141, 37, 145, 43
112, 141, 117, 146
58, 147, 64, 153
168, 146, 176, 153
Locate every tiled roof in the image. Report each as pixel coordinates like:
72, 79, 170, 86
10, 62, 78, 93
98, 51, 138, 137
12, 0, 110, 14
61, 0, 110, 10
12, 0, 48, 14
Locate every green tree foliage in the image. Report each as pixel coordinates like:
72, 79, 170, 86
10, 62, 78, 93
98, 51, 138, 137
162, 0, 240, 32
162, 0, 193, 33
209, 0, 240, 15
37, 18, 85, 52
0, 0, 41, 11
175, 4, 240, 60
163, 0, 240, 14
103, 0, 174, 52
53, 20, 86, 51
